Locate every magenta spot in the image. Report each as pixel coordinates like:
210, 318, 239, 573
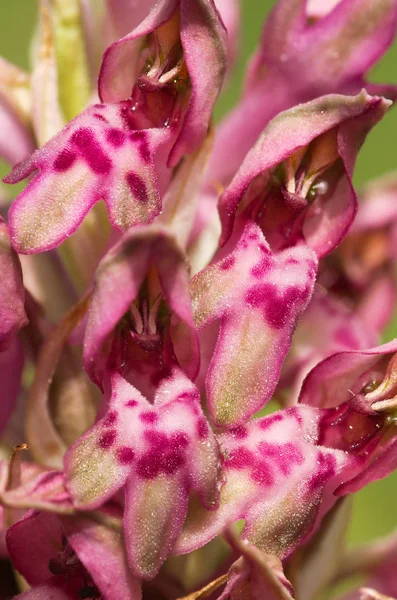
248, 232, 259, 241
245, 283, 304, 329
226, 447, 254, 469
53, 149, 77, 172
259, 243, 269, 253
98, 429, 116, 449
286, 257, 299, 265
70, 127, 112, 175
117, 446, 135, 465
230, 425, 248, 439
307, 452, 336, 492
126, 172, 148, 203
145, 430, 168, 449
219, 256, 236, 271
125, 399, 138, 408
259, 413, 283, 430
177, 391, 198, 402
93, 113, 107, 122
289, 407, 303, 425
170, 432, 189, 449
196, 418, 209, 439
251, 256, 271, 278
136, 451, 162, 479
251, 462, 274, 486
130, 131, 151, 163
106, 128, 126, 147
104, 410, 117, 426
259, 442, 304, 475
140, 411, 158, 424
163, 451, 185, 475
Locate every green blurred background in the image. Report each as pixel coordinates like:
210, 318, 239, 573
0, 0, 397, 549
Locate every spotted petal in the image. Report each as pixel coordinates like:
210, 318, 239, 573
191, 222, 317, 427
5, 103, 170, 253
65, 370, 221, 578
175, 405, 356, 558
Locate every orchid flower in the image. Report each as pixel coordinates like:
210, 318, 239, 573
1, 0, 397, 598
64, 369, 221, 579
191, 222, 317, 427
5, 0, 227, 254
218, 91, 390, 256
207, 0, 397, 188
83, 225, 199, 392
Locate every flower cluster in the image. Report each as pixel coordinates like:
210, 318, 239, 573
1, 0, 397, 599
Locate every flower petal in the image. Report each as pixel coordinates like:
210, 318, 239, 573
175, 405, 354, 557
0, 218, 27, 350
83, 225, 198, 386
65, 370, 221, 577
6, 103, 170, 253
218, 92, 390, 255
207, 0, 397, 189
191, 222, 317, 427
99, 0, 227, 166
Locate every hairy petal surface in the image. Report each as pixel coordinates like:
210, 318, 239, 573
65, 370, 221, 579
191, 222, 317, 427
6, 103, 170, 253
175, 405, 355, 557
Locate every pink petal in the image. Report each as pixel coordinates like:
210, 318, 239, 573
7, 511, 64, 585
6, 103, 171, 253
218, 92, 390, 255
213, 0, 240, 70
299, 339, 397, 409
175, 405, 354, 557
207, 0, 397, 189
99, 0, 227, 166
65, 370, 221, 577
0, 218, 27, 350
191, 222, 317, 427
83, 225, 199, 386
62, 514, 142, 600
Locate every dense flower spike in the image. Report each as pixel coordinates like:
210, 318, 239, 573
65, 370, 221, 578
2, 0, 397, 597
218, 92, 390, 255
191, 222, 317, 426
